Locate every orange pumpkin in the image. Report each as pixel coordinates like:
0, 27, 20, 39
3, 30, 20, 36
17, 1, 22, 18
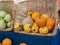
0, 43, 1, 45
20, 43, 27, 45
2, 38, 12, 45
32, 11, 41, 21
35, 17, 46, 27
46, 18, 55, 30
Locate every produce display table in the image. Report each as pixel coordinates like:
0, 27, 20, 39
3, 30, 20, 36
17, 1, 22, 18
0, 30, 60, 45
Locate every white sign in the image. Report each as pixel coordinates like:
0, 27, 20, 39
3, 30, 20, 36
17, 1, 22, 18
13, 0, 26, 4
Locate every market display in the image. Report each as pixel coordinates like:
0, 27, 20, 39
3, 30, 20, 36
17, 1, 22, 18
13, 0, 58, 36
2, 38, 12, 45
0, 10, 12, 29
14, 11, 55, 35
0, 0, 59, 45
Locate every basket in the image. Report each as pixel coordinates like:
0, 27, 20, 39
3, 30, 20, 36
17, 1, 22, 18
13, 0, 59, 36
1, 0, 12, 1
0, 1, 13, 31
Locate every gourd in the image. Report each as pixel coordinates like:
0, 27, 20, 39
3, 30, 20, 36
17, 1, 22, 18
23, 24, 32, 33
2, 38, 12, 45
41, 14, 49, 19
39, 26, 49, 34
46, 18, 55, 30
32, 11, 40, 21
31, 23, 39, 33
14, 22, 22, 31
35, 17, 46, 27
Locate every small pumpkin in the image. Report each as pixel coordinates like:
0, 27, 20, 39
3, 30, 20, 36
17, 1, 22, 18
2, 38, 12, 45
23, 24, 32, 33
14, 22, 22, 31
0, 43, 1, 45
32, 11, 40, 21
26, 11, 33, 16
41, 14, 49, 19
20, 43, 27, 45
39, 26, 49, 34
31, 23, 39, 33
46, 18, 55, 30
35, 17, 46, 27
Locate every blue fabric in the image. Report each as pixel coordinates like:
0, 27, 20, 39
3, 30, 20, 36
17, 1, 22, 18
0, 30, 60, 45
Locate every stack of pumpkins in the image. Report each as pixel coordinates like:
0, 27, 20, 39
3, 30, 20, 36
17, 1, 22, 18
14, 11, 55, 35
0, 38, 27, 45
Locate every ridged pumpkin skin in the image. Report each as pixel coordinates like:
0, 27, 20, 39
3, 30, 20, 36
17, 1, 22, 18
2, 38, 12, 45
35, 17, 46, 27
31, 23, 39, 33
39, 26, 48, 34
23, 24, 31, 33
32, 11, 40, 21
46, 18, 55, 30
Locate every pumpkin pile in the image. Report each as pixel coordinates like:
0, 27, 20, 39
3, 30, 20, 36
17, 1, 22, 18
0, 38, 12, 45
14, 11, 55, 35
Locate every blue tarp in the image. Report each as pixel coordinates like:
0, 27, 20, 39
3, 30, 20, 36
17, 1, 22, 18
0, 30, 60, 45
